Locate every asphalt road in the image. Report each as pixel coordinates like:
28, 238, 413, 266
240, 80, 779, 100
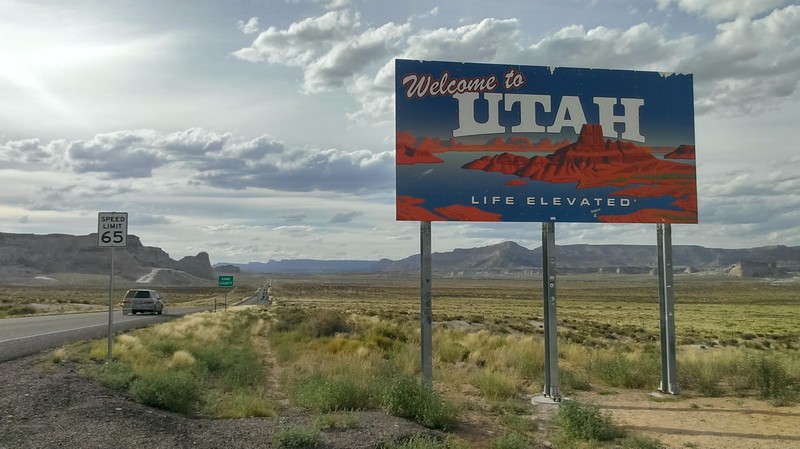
0, 306, 211, 362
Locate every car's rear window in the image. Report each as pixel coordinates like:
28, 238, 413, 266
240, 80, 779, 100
125, 290, 152, 298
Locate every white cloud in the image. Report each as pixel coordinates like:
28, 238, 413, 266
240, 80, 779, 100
677, 5, 800, 114
329, 211, 362, 223
402, 18, 521, 62
234, 10, 409, 93
303, 21, 409, 93
523, 23, 695, 71
232, 10, 362, 65
4, 1, 800, 260
2, 128, 394, 194
237, 17, 260, 34
658, 0, 789, 20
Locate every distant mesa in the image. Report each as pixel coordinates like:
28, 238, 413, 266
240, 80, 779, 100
0, 232, 215, 284
215, 264, 241, 274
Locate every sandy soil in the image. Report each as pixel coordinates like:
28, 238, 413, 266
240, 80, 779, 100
579, 390, 800, 449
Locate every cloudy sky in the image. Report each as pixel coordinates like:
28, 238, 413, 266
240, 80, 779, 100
1, 0, 798, 264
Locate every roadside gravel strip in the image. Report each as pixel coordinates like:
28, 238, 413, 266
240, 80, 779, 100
0, 318, 169, 362
0, 307, 210, 362
0, 355, 442, 448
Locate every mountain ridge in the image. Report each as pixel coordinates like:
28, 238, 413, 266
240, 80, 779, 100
0, 232, 215, 283
1, 232, 797, 280
220, 241, 800, 278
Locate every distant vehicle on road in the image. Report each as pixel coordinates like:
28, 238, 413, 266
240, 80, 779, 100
122, 289, 164, 315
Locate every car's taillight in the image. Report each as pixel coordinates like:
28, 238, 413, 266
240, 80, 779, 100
143, 300, 153, 304
122, 300, 130, 304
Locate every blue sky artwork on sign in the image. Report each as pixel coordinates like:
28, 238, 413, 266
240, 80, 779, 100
396, 59, 696, 224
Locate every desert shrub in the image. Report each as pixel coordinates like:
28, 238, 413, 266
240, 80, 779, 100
324, 335, 363, 354
129, 369, 200, 414
746, 355, 796, 405
303, 310, 351, 338
385, 435, 468, 449
148, 339, 180, 356
0, 304, 37, 316
272, 307, 309, 332
435, 340, 470, 364
368, 322, 408, 343
218, 347, 263, 388
50, 348, 68, 364
167, 350, 196, 369
470, 370, 518, 400
560, 368, 591, 392
557, 400, 623, 442
499, 412, 538, 434
590, 351, 659, 389
313, 412, 360, 430
621, 435, 663, 449
680, 360, 724, 397
381, 375, 458, 430
205, 390, 276, 418
273, 426, 321, 448
290, 372, 376, 412
95, 361, 135, 390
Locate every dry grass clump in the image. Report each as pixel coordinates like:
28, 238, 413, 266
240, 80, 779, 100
77, 308, 272, 416
168, 350, 196, 369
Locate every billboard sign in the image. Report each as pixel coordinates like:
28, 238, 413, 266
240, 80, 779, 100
395, 59, 696, 224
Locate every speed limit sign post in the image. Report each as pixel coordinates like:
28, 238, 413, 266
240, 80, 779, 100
98, 212, 128, 363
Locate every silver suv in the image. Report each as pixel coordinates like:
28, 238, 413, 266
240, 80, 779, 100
122, 289, 164, 315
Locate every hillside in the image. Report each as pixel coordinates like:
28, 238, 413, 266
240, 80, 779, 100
0, 232, 214, 283
2, 232, 798, 281
221, 242, 800, 278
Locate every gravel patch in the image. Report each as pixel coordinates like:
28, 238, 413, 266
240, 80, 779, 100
0, 355, 442, 449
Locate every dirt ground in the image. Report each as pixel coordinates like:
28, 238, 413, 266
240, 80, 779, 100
578, 390, 800, 449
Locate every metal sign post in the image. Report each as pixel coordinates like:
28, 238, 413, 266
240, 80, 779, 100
98, 211, 128, 362
107, 247, 114, 362
542, 222, 561, 400
657, 224, 679, 394
420, 221, 433, 388
218, 276, 234, 312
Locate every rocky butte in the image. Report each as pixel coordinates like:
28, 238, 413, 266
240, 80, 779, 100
0, 232, 214, 283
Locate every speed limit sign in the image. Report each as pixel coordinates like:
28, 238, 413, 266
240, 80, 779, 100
98, 212, 128, 247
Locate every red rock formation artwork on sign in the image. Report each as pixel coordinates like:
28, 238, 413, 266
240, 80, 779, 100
396, 196, 503, 221
461, 124, 697, 223
396, 130, 569, 163
396, 131, 444, 165
664, 144, 696, 160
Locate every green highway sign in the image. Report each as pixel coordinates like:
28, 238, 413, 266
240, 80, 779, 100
218, 275, 234, 287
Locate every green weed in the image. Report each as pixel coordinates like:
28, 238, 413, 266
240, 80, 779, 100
381, 375, 458, 431
129, 369, 200, 414
273, 426, 322, 448
557, 400, 623, 442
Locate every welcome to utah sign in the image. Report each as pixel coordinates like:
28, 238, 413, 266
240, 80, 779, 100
395, 59, 696, 224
